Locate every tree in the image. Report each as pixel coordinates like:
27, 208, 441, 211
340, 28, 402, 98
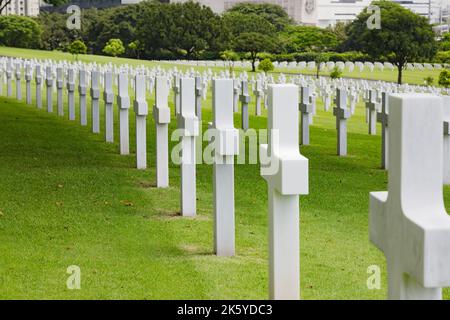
0, 0, 12, 15
439, 33, 450, 51
45, 0, 69, 6
103, 38, 125, 57
258, 58, 274, 73
128, 40, 143, 59
326, 21, 348, 51
68, 40, 87, 60
279, 25, 338, 53
226, 2, 294, 32
223, 12, 276, 37
0, 15, 42, 49
346, 1, 437, 84
233, 32, 276, 72
167, 2, 223, 59
220, 50, 240, 73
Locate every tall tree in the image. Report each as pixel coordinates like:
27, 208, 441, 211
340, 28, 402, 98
44, 0, 69, 6
279, 25, 338, 53
0, 15, 42, 49
346, 1, 437, 84
226, 2, 293, 32
233, 32, 276, 72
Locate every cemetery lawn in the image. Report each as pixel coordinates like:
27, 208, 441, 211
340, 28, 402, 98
1, 50, 450, 300
0, 46, 441, 86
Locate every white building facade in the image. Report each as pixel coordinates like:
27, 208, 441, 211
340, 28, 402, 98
170, 0, 444, 27
1, 0, 41, 16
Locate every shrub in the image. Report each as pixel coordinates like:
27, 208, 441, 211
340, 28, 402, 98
439, 70, 450, 87
68, 40, 87, 60
258, 58, 274, 73
330, 66, 343, 79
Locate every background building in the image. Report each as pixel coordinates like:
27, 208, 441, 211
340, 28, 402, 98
1, 0, 41, 16
171, 0, 446, 26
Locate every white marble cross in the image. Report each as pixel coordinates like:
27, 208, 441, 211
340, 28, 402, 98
6, 60, 12, 97
370, 94, 450, 300
45, 66, 53, 113
254, 79, 263, 116
173, 75, 181, 115
195, 76, 204, 121
377, 92, 389, 169
56, 66, 64, 116
366, 89, 379, 135
35, 64, 42, 109
210, 79, 239, 256
299, 86, 313, 145
260, 84, 309, 300
78, 69, 88, 126
233, 79, 240, 113
134, 74, 148, 169
90, 70, 101, 133
333, 88, 351, 156
153, 76, 171, 188
117, 73, 130, 155
239, 80, 251, 131
14, 62, 22, 101
67, 68, 75, 121
104, 71, 114, 143
177, 77, 199, 216
25, 63, 32, 105
443, 96, 450, 185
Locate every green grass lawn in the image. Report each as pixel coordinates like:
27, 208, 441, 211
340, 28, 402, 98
0, 46, 441, 86
0, 48, 449, 300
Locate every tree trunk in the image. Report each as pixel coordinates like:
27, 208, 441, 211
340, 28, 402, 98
316, 65, 320, 79
251, 55, 256, 72
397, 63, 403, 85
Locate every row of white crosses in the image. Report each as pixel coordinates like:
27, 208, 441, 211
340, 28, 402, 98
5, 57, 450, 300
169, 58, 448, 73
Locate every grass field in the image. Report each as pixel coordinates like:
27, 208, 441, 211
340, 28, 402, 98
0, 47, 449, 300
0, 47, 441, 86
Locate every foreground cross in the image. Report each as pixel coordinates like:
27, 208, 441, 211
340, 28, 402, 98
239, 80, 251, 131
104, 71, 114, 143
299, 86, 313, 146
177, 77, 199, 216
210, 79, 239, 256
56, 67, 64, 116
45, 66, 53, 113
195, 76, 203, 121
35, 64, 42, 109
25, 63, 32, 105
78, 69, 88, 126
6, 61, 12, 97
370, 94, 450, 300
91, 71, 101, 133
377, 92, 389, 169
134, 74, 148, 169
67, 68, 75, 121
254, 79, 263, 116
333, 88, 351, 156
153, 76, 171, 188
366, 89, 378, 135
260, 84, 309, 300
14, 62, 21, 101
117, 73, 130, 155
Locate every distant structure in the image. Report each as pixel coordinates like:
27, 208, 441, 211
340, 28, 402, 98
40, 0, 146, 12
1, 0, 41, 16
171, 0, 445, 26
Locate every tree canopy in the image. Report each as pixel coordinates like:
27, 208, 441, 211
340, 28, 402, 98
0, 15, 42, 49
346, 0, 437, 84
